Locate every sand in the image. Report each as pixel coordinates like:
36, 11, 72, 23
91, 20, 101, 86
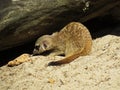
0, 31, 120, 89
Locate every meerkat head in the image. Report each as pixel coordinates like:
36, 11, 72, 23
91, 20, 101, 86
33, 35, 55, 55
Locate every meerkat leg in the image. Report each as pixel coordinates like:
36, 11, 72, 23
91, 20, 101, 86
47, 50, 64, 61
48, 44, 85, 66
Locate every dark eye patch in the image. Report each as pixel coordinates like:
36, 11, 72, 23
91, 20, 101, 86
35, 45, 39, 50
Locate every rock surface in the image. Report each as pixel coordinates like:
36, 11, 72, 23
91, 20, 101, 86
0, 32, 120, 90
0, 0, 120, 51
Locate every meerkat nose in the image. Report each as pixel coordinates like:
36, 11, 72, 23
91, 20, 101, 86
33, 49, 39, 55
33, 45, 40, 55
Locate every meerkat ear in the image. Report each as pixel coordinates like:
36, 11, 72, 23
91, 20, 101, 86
42, 40, 49, 49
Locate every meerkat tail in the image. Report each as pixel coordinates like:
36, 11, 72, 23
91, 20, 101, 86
48, 52, 82, 66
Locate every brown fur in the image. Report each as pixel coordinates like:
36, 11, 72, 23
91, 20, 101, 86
33, 22, 92, 66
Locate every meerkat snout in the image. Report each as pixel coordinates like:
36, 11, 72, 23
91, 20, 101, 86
33, 44, 40, 55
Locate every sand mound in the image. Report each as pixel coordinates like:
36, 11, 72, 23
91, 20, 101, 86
0, 35, 120, 90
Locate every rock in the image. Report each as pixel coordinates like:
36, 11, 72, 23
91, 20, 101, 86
7, 53, 30, 67
0, 0, 120, 51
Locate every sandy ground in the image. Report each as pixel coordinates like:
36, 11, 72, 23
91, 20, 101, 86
0, 28, 120, 90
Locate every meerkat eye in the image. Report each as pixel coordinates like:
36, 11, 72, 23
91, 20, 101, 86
35, 45, 40, 50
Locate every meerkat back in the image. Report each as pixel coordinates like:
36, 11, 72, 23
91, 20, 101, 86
49, 22, 92, 65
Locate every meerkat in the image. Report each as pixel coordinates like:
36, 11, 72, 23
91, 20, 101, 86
33, 22, 92, 66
